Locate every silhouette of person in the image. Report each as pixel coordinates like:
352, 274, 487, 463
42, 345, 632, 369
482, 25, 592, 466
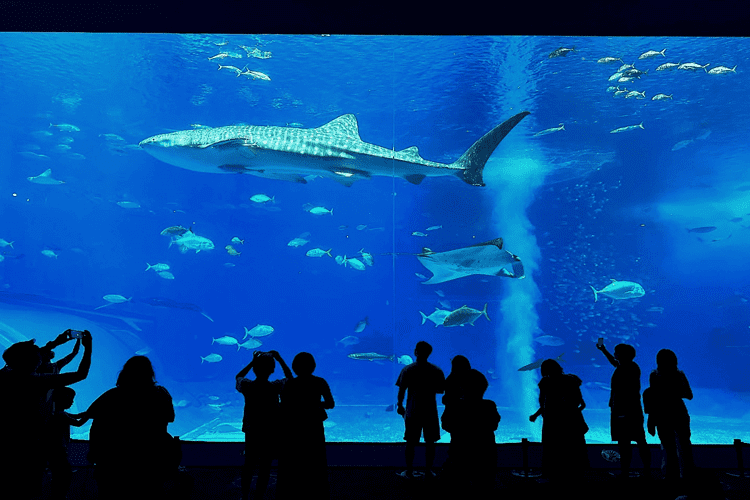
596, 341, 652, 479
236, 350, 293, 500
277, 352, 334, 500
0, 330, 92, 500
529, 359, 589, 482
643, 348, 694, 482
48, 387, 89, 500
440, 368, 500, 493
395, 340, 446, 479
439, 354, 471, 475
83, 355, 176, 499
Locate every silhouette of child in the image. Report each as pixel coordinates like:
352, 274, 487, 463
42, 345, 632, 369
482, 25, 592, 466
529, 359, 588, 482
439, 354, 471, 476
596, 341, 651, 479
48, 387, 89, 500
644, 348, 694, 481
236, 350, 292, 500
441, 368, 500, 493
277, 352, 334, 499
396, 341, 446, 479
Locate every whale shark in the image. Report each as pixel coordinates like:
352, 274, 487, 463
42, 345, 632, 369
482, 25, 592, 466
139, 112, 530, 186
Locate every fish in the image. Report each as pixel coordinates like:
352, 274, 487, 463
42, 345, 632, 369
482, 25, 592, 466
639, 49, 666, 59
200, 353, 223, 364
419, 308, 451, 327
306, 248, 332, 258
157, 271, 175, 280
336, 335, 360, 347
601, 450, 621, 463
217, 64, 243, 75
240, 69, 271, 80
19, 151, 51, 160
49, 123, 80, 132
534, 335, 565, 346
224, 263, 235, 268
347, 352, 395, 362
652, 93, 673, 101
94, 294, 131, 310
518, 352, 565, 372
416, 237, 524, 285
117, 201, 140, 209
225, 245, 241, 256
28, 169, 64, 185
686, 226, 717, 233
208, 52, 229, 60
358, 249, 374, 266
625, 91, 646, 99
442, 304, 490, 327
412, 232, 427, 237
597, 57, 622, 64
288, 232, 311, 247
161, 226, 189, 236
243, 324, 274, 339
590, 279, 645, 302
656, 62, 680, 71
610, 123, 644, 134
345, 258, 366, 271
238, 338, 262, 350
170, 229, 215, 253
67, 153, 86, 161
250, 194, 274, 203
678, 62, 709, 71
140, 296, 214, 322
138, 112, 529, 187
672, 139, 693, 151
356, 224, 368, 230
426, 225, 442, 231
212, 336, 240, 351
231, 237, 244, 245
305, 205, 333, 215
397, 355, 413, 365
53, 144, 71, 152
0, 239, 14, 249
41, 249, 58, 259
707, 65, 737, 75
334, 255, 345, 266
533, 123, 564, 136
549, 47, 575, 58
608, 72, 623, 82
354, 317, 368, 333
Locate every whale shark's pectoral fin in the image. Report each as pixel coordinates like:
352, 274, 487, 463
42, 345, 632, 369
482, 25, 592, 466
403, 174, 426, 185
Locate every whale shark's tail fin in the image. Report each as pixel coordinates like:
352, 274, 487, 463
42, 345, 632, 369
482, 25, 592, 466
452, 111, 530, 186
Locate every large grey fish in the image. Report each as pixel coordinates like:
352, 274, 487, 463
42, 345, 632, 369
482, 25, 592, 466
416, 237, 524, 285
139, 112, 529, 187
347, 352, 394, 362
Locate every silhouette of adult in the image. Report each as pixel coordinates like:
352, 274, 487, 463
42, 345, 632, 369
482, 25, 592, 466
83, 355, 177, 499
396, 341, 446, 478
440, 368, 500, 493
644, 348, 694, 481
439, 354, 471, 476
529, 359, 589, 482
277, 352, 334, 500
596, 341, 652, 479
0, 330, 92, 500
236, 350, 293, 500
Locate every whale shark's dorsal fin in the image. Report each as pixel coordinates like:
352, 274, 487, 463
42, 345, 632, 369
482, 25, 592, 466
317, 114, 360, 139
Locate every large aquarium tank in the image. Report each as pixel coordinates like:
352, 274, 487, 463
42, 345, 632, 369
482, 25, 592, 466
0, 34, 748, 444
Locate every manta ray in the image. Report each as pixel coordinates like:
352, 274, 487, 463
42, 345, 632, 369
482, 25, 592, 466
139, 112, 529, 186
417, 237, 524, 285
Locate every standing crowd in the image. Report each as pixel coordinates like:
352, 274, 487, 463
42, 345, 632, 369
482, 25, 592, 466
0, 330, 696, 499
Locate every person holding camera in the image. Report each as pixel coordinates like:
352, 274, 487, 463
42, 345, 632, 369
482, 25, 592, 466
236, 350, 293, 500
0, 329, 93, 499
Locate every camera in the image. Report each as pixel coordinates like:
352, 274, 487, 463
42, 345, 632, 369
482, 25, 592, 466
69, 330, 85, 339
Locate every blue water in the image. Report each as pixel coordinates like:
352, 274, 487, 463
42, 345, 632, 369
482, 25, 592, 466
1, 34, 749, 444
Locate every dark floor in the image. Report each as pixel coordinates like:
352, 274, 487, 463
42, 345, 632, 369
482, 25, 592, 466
44, 465, 750, 499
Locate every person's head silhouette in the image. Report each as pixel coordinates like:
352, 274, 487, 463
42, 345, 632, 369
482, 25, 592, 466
3, 340, 42, 374
540, 359, 563, 377
253, 353, 276, 378
614, 343, 636, 362
414, 341, 432, 361
292, 352, 316, 376
116, 355, 156, 388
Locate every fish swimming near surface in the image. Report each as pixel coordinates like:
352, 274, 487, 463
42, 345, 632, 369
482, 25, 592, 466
336, 335, 360, 347
534, 335, 565, 346
610, 123, 644, 134
419, 308, 451, 327
138, 112, 529, 187
170, 229, 215, 253
212, 335, 240, 350
94, 294, 132, 310
141, 296, 214, 322
686, 226, 717, 233
442, 304, 490, 327
354, 317, 368, 333
347, 352, 395, 362
416, 237, 524, 285
161, 226, 189, 237
397, 355, 413, 365
244, 324, 274, 339
533, 123, 565, 136
200, 353, 223, 364
590, 279, 645, 302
